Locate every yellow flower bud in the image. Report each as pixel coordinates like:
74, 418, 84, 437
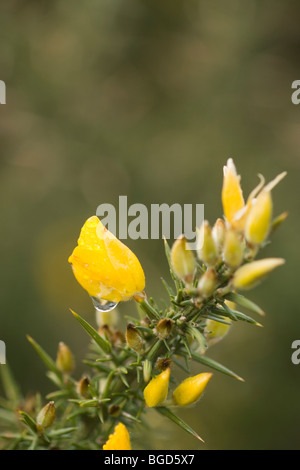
143, 367, 170, 407
197, 221, 218, 266
36, 401, 56, 433
143, 359, 152, 383
172, 373, 212, 407
126, 323, 143, 353
197, 268, 217, 298
212, 218, 226, 254
204, 317, 231, 347
68, 216, 145, 304
222, 158, 245, 226
223, 228, 244, 268
171, 235, 196, 283
56, 342, 75, 374
245, 190, 272, 246
233, 258, 285, 290
103, 422, 131, 450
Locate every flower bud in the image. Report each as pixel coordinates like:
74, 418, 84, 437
143, 359, 152, 383
212, 218, 226, 254
233, 258, 285, 290
56, 342, 74, 374
197, 268, 217, 298
143, 367, 170, 407
126, 323, 143, 353
112, 330, 126, 347
171, 235, 196, 283
155, 357, 172, 372
108, 404, 121, 417
245, 190, 272, 246
103, 422, 131, 450
204, 317, 231, 347
77, 376, 90, 399
98, 324, 114, 342
197, 221, 218, 266
96, 308, 118, 328
172, 373, 212, 407
222, 158, 245, 226
223, 228, 244, 268
36, 401, 56, 433
155, 318, 173, 340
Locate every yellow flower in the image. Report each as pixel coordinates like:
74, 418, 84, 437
223, 228, 244, 268
172, 373, 212, 407
245, 190, 272, 246
222, 158, 245, 227
103, 422, 131, 450
233, 258, 285, 290
143, 367, 170, 407
68, 216, 145, 303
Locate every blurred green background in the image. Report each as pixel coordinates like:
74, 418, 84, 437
0, 0, 299, 450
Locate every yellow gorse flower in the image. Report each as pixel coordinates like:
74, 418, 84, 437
172, 373, 212, 407
68, 216, 145, 304
233, 258, 285, 290
143, 367, 170, 407
103, 422, 131, 450
171, 235, 196, 283
222, 158, 245, 227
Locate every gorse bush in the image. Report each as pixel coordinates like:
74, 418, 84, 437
0, 159, 287, 450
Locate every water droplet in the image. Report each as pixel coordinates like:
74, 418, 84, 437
91, 296, 118, 312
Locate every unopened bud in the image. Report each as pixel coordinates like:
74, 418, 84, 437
126, 323, 143, 353
233, 258, 285, 290
197, 221, 218, 266
98, 324, 114, 342
204, 317, 231, 347
197, 268, 218, 298
245, 190, 272, 246
172, 372, 212, 407
143, 367, 170, 407
222, 158, 245, 226
212, 218, 226, 254
36, 401, 56, 433
77, 376, 90, 399
56, 342, 74, 374
143, 359, 152, 383
155, 318, 173, 340
112, 330, 126, 347
223, 228, 244, 268
171, 235, 196, 283
108, 404, 121, 417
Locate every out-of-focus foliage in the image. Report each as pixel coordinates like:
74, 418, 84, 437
0, 0, 299, 449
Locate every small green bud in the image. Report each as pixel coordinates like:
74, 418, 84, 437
126, 323, 143, 353
77, 376, 90, 399
36, 401, 56, 433
56, 342, 74, 374
143, 359, 152, 383
155, 318, 173, 340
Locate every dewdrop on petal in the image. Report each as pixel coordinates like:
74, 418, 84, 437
223, 228, 244, 268
172, 373, 212, 407
171, 235, 196, 283
197, 221, 218, 267
143, 367, 170, 407
103, 422, 131, 450
233, 258, 285, 290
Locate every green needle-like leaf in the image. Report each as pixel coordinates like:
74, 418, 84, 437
225, 292, 265, 316
156, 407, 204, 443
70, 309, 111, 354
26, 336, 63, 383
191, 351, 245, 382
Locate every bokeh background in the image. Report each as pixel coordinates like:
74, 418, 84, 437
0, 0, 299, 450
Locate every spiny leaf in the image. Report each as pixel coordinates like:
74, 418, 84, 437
48, 427, 77, 438
225, 292, 265, 316
18, 411, 37, 434
0, 364, 21, 405
191, 351, 244, 382
70, 309, 111, 354
156, 406, 204, 442
26, 336, 63, 383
